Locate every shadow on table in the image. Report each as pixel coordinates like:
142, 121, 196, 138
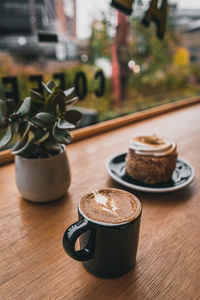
107, 177, 196, 207
18, 190, 76, 230
18, 191, 69, 208
77, 262, 141, 300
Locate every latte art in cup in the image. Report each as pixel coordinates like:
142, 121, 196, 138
79, 188, 141, 224
63, 188, 142, 278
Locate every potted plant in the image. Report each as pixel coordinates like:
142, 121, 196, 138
0, 80, 82, 202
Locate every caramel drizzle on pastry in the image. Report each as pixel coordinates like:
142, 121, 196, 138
129, 135, 176, 157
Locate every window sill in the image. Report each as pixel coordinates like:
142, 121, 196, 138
0, 96, 199, 166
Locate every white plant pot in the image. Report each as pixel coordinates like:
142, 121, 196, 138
15, 145, 71, 202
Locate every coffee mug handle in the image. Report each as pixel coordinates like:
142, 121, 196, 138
62, 218, 95, 261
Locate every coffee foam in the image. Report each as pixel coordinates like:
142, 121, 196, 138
129, 135, 176, 157
79, 188, 141, 225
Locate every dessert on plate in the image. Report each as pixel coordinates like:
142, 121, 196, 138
125, 135, 178, 184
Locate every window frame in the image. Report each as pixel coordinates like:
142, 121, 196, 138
0, 96, 199, 166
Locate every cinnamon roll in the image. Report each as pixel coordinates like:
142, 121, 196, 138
125, 135, 178, 184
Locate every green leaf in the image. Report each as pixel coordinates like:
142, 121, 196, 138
12, 131, 35, 155
42, 80, 57, 94
0, 125, 13, 148
11, 120, 19, 134
56, 104, 61, 117
29, 89, 44, 102
42, 81, 53, 94
45, 91, 66, 115
64, 87, 75, 98
34, 112, 57, 127
33, 128, 50, 144
19, 121, 30, 138
52, 125, 72, 144
43, 138, 61, 151
45, 94, 54, 113
16, 97, 31, 116
31, 100, 44, 112
0, 99, 8, 122
65, 96, 78, 107
31, 117, 46, 128
18, 121, 31, 140
11, 135, 28, 151
63, 109, 82, 125
29, 90, 44, 112
5, 99, 16, 115
22, 124, 31, 140
12, 140, 33, 156
47, 80, 57, 90
57, 119, 75, 130
9, 112, 21, 120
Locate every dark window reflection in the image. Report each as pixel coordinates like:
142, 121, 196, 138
0, 0, 200, 151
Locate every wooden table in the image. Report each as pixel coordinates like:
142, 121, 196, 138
1, 104, 200, 300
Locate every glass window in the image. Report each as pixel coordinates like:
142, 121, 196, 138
0, 0, 200, 151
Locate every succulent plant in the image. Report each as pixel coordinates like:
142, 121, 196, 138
0, 80, 82, 158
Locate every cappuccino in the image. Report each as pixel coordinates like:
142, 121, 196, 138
79, 188, 141, 224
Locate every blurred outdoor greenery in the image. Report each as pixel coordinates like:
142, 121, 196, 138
0, 11, 200, 127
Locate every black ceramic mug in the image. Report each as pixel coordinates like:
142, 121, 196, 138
62, 189, 142, 278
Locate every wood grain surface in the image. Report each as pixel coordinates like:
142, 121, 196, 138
0, 104, 200, 300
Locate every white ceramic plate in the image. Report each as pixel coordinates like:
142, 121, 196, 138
106, 152, 195, 193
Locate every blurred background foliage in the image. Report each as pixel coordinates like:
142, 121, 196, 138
0, 1, 200, 125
